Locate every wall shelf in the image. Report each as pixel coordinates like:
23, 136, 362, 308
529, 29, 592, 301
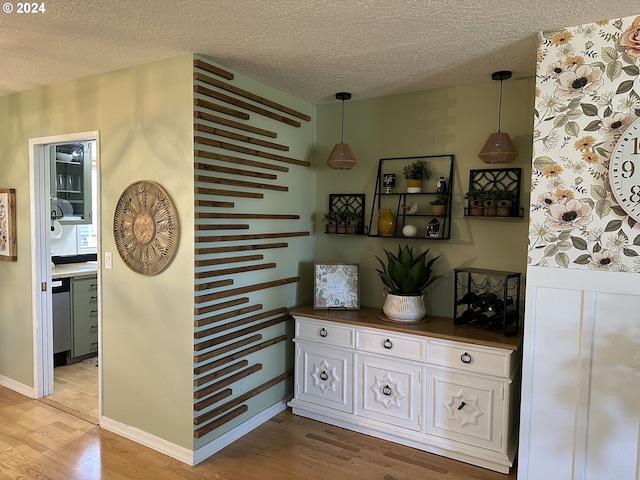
368, 155, 454, 239
464, 167, 524, 218
324, 193, 367, 235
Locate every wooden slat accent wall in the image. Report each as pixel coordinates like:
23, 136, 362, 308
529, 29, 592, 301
192, 56, 310, 441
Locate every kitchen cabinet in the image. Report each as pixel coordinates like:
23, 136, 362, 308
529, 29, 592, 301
50, 142, 92, 225
288, 307, 521, 474
69, 274, 98, 360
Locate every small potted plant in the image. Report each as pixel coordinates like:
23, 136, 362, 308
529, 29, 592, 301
375, 245, 442, 322
464, 190, 485, 216
484, 190, 501, 216
429, 193, 447, 216
322, 211, 339, 233
342, 211, 360, 234
496, 190, 516, 217
402, 160, 431, 193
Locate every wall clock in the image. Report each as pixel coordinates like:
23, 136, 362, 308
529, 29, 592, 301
113, 180, 179, 275
610, 117, 640, 222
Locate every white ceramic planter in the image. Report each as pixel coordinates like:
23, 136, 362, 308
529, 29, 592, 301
382, 292, 427, 322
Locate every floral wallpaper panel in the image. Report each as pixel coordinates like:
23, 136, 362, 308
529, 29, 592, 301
529, 13, 640, 272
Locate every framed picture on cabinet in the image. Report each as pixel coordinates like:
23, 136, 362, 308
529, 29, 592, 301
0, 188, 16, 261
314, 263, 360, 310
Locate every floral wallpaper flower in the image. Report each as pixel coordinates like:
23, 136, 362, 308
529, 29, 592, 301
529, 13, 640, 271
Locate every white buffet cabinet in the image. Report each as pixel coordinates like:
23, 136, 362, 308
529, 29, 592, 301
288, 307, 522, 474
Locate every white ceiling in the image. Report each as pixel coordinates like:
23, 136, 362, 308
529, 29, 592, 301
1, 1, 638, 104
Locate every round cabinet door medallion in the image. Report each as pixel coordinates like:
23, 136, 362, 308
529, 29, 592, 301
610, 116, 640, 222
113, 180, 179, 275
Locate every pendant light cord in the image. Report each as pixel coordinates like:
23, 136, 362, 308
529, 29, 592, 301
498, 79, 503, 133
340, 99, 345, 143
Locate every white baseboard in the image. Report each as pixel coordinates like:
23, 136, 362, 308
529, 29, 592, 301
100, 415, 194, 464
0, 375, 36, 398
100, 399, 288, 466
192, 399, 288, 465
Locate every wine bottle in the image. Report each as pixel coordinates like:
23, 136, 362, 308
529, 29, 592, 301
470, 309, 496, 326
456, 291, 478, 305
487, 309, 518, 330
487, 296, 514, 312
456, 306, 481, 324
472, 292, 497, 309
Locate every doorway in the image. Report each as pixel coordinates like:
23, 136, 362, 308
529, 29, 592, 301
29, 131, 101, 423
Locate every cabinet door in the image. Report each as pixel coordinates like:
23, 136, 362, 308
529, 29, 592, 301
295, 342, 352, 413
357, 353, 422, 431
426, 368, 504, 452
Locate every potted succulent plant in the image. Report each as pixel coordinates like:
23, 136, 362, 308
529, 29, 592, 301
483, 190, 501, 216
375, 245, 441, 322
322, 211, 339, 233
429, 193, 448, 216
464, 190, 485, 216
341, 211, 360, 234
402, 160, 431, 193
496, 190, 516, 217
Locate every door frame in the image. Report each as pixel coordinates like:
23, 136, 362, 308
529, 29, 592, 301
29, 131, 101, 413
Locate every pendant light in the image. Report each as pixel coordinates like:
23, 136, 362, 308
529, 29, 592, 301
327, 92, 357, 169
478, 71, 518, 164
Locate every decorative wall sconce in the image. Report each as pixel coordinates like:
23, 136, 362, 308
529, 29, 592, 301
327, 92, 357, 169
478, 71, 518, 164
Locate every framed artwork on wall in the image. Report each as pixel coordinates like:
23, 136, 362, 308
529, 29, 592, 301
0, 188, 16, 261
314, 263, 360, 310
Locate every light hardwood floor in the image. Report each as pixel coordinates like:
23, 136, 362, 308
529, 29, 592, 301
0, 384, 517, 479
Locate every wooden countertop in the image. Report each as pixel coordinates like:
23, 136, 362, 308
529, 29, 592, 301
52, 262, 98, 279
291, 306, 522, 351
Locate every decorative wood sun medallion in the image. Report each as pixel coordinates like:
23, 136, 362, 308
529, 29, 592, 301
113, 180, 179, 275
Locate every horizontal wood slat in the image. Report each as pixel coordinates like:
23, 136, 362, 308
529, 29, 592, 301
196, 243, 288, 255
199, 224, 249, 231
195, 254, 263, 268
194, 360, 249, 387
195, 174, 288, 192
195, 135, 310, 167
195, 308, 288, 338
194, 84, 302, 128
193, 279, 233, 291
195, 186, 263, 199
194, 71, 311, 122
196, 213, 299, 220
194, 281, 242, 293
194, 370, 292, 431
195, 149, 288, 173
194, 315, 289, 351
194, 363, 262, 401
195, 277, 299, 303
195, 123, 289, 151
194, 59, 234, 80
196, 232, 309, 243
194, 162, 277, 180
194, 262, 276, 280
195, 304, 262, 327
195, 110, 277, 138
194, 98, 249, 120
195, 199, 235, 208
194, 405, 248, 438
194, 334, 262, 364
194, 335, 287, 374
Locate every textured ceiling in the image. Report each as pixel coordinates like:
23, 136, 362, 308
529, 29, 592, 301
0, 1, 639, 104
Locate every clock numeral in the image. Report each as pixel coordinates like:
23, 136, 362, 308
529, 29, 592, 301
633, 137, 639, 156
629, 185, 640, 203
622, 160, 635, 179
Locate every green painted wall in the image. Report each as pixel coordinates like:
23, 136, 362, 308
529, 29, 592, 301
0, 54, 196, 448
314, 77, 536, 318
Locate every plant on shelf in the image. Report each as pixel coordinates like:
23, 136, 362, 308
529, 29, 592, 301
484, 190, 501, 216
322, 211, 339, 233
339, 210, 360, 234
496, 190, 516, 216
402, 160, 431, 193
464, 189, 486, 216
430, 193, 448, 216
375, 245, 441, 323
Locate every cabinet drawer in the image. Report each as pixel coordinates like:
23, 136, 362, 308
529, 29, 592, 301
295, 318, 355, 348
73, 304, 99, 337
72, 333, 98, 357
428, 340, 513, 378
73, 276, 98, 306
356, 328, 424, 362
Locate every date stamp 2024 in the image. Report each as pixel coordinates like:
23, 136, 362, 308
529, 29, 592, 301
2, 2, 46, 14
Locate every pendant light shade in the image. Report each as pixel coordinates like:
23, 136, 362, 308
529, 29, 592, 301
327, 92, 357, 169
478, 71, 518, 164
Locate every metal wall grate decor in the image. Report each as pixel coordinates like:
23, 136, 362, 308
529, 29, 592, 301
326, 193, 366, 234
465, 167, 523, 218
